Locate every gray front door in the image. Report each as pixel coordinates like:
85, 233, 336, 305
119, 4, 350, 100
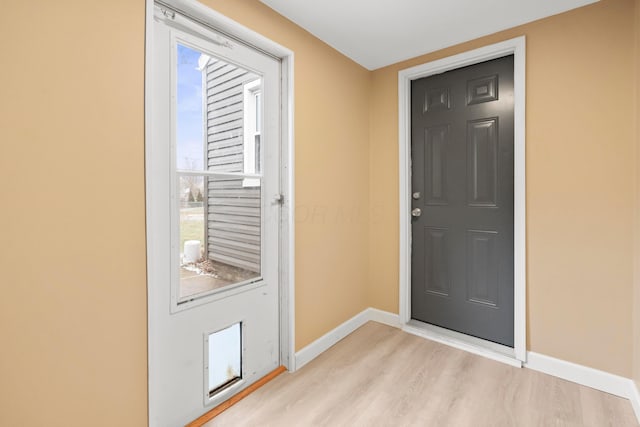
410, 55, 514, 347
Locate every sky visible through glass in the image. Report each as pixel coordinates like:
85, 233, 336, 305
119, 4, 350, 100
177, 44, 204, 170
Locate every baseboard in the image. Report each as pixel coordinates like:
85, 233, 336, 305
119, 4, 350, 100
294, 308, 399, 370
526, 353, 640, 423
365, 307, 401, 327
628, 380, 640, 423
525, 352, 632, 399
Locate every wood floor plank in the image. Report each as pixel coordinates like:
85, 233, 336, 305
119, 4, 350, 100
204, 322, 639, 427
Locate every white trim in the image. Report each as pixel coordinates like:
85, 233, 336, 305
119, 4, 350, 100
294, 310, 371, 370
294, 308, 400, 370
366, 307, 402, 328
280, 52, 296, 372
398, 36, 527, 361
525, 352, 635, 400
628, 380, 640, 423
403, 321, 522, 368
145, 0, 295, 424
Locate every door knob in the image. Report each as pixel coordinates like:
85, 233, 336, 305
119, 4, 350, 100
411, 208, 422, 217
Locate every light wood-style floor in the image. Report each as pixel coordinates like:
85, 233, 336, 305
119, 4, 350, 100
205, 322, 638, 427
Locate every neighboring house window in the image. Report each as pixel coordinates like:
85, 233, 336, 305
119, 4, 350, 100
243, 79, 261, 187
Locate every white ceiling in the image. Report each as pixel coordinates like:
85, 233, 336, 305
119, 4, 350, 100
259, 0, 598, 70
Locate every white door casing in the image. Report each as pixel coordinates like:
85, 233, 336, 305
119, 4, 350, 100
398, 36, 526, 364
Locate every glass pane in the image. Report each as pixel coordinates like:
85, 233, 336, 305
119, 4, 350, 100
255, 92, 261, 131
254, 134, 261, 173
178, 175, 261, 301
208, 323, 242, 396
176, 44, 205, 171
176, 43, 263, 175
176, 43, 265, 301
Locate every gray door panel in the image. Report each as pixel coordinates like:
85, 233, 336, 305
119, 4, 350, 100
411, 55, 514, 347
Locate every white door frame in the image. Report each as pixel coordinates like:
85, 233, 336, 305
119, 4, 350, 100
398, 36, 526, 363
144, 0, 295, 422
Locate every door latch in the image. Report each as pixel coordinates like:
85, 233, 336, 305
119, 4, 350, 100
274, 194, 285, 205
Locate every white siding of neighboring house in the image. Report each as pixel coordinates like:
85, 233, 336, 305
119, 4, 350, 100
205, 57, 261, 272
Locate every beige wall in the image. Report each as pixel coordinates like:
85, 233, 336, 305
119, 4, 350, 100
369, 0, 637, 377
0, 1, 370, 426
0, 1, 148, 426
1, 0, 638, 425
634, 0, 640, 389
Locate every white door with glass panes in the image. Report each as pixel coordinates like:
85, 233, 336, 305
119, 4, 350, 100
147, 5, 281, 426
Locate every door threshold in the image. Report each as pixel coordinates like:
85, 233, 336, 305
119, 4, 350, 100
403, 320, 523, 368
187, 366, 286, 427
